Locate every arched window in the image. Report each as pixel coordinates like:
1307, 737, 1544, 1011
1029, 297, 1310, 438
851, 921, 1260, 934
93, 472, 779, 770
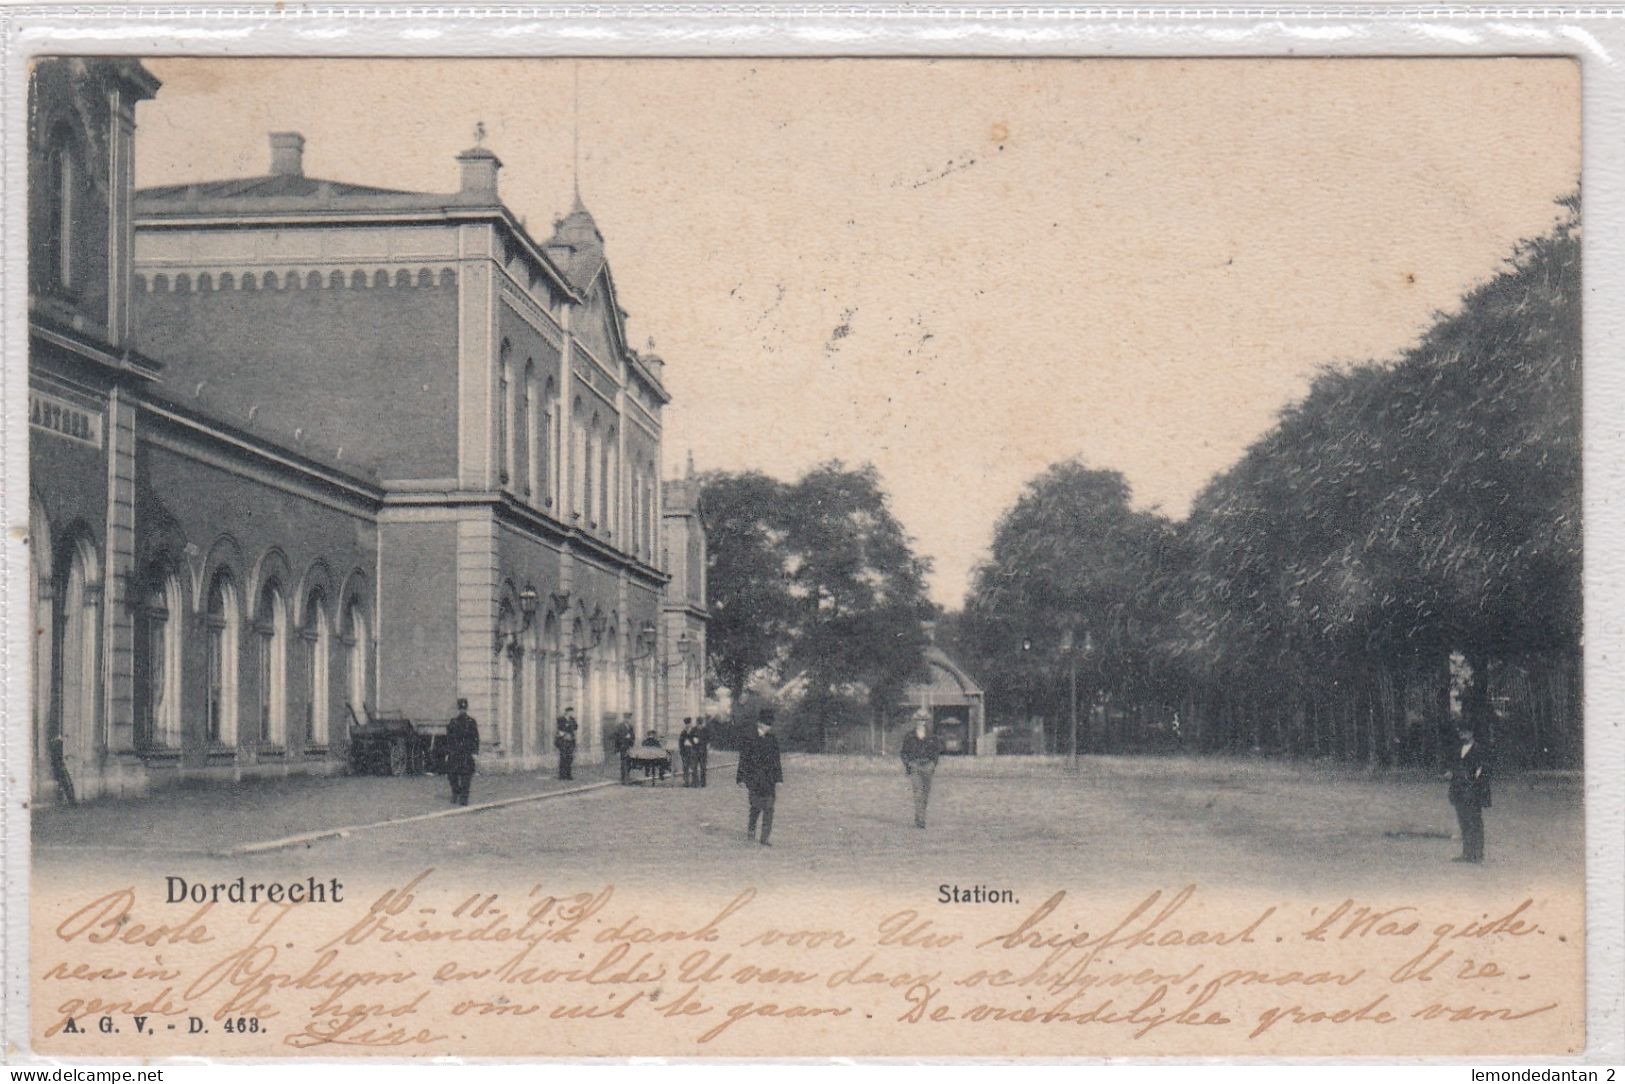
642, 475, 655, 559
571, 402, 587, 520
255, 581, 287, 744
521, 360, 536, 500
571, 617, 589, 731
599, 430, 612, 535
542, 378, 558, 510
604, 429, 618, 537
135, 564, 183, 748
497, 599, 517, 749
599, 626, 617, 730
342, 597, 368, 718
43, 124, 78, 293
206, 572, 240, 745
630, 471, 642, 557
30, 501, 53, 785
53, 535, 101, 769
591, 416, 604, 529
497, 341, 513, 487
301, 591, 330, 746
585, 414, 600, 527
543, 611, 560, 734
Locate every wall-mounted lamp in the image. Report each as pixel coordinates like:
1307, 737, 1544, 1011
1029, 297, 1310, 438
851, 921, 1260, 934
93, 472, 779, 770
494, 585, 542, 658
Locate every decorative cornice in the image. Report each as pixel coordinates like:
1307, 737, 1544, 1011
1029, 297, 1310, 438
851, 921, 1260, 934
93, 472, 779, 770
30, 317, 163, 383
134, 264, 457, 294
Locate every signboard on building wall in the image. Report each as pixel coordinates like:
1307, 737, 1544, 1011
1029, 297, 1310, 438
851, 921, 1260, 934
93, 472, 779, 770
29, 391, 103, 449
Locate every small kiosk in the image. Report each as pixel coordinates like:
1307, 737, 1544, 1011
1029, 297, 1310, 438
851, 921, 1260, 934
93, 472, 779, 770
903, 642, 988, 756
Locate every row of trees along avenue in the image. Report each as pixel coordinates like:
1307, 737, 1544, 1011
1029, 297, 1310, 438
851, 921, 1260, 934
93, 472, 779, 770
956, 197, 1580, 769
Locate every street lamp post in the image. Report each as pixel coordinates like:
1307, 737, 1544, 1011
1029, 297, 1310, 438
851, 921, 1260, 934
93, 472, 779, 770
1060, 628, 1079, 773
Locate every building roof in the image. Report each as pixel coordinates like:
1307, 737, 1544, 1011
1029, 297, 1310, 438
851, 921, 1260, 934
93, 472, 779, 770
133, 133, 581, 304
909, 644, 986, 701
547, 200, 607, 294
135, 132, 672, 403
662, 475, 703, 516
138, 174, 423, 202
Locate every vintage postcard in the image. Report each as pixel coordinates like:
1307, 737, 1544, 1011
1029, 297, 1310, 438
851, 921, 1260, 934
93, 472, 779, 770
11, 44, 1609, 1060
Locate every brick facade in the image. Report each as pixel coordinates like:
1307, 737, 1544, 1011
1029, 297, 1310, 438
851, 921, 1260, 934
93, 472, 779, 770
28, 61, 706, 803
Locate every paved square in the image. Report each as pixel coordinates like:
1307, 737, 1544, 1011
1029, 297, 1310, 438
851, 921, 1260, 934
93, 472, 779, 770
32, 755, 1582, 893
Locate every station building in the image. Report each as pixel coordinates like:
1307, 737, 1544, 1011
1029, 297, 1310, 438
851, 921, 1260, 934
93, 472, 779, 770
27, 57, 705, 803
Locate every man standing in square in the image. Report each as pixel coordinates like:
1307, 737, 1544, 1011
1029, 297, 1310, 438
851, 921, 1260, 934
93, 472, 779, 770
1447, 724, 1492, 863
679, 718, 701, 787
695, 716, 711, 787
613, 717, 636, 784
445, 698, 479, 806
900, 709, 945, 829
736, 709, 784, 846
554, 707, 578, 781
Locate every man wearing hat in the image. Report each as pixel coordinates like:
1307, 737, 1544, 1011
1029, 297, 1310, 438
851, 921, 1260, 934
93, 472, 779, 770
695, 716, 711, 787
554, 707, 579, 781
736, 709, 785, 845
1446, 724, 1492, 863
899, 709, 945, 829
612, 717, 637, 784
679, 718, 701, 787
445, 697, 480, 806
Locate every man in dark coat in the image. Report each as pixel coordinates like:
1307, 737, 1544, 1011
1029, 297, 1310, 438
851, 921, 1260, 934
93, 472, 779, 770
899, 711, 945, 829
1447, 725, 1492, 863
695, 717, 711, 787
445, 698, 479, 806
736, 710, 784, 846
679, 718, 701, 787
612, 718, 636, 784
554, 707, 579, 780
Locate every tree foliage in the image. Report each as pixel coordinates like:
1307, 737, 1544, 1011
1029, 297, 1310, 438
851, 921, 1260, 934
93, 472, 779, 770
699, 470, 796, 709
959, 195, 1581, 768
962, 463, 1180, 753
701, 461, 934, 733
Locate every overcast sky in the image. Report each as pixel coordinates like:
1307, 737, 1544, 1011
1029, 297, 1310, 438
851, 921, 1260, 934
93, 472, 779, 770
134, 58, 1579, 608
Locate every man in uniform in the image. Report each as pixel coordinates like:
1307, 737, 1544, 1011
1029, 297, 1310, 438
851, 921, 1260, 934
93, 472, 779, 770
554, 707, 579, 781
736, 709, 784, 846
899, 710, 945, 829
613, 717, 636, 784
445, 697, 479, 806
1446, 724, 1492, 863
679, 718, 701, 787
695, 716, 711, 787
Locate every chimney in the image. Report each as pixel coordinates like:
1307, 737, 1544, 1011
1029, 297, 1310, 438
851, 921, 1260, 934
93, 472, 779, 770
269, 132, 305, 177
456, 146, 502, 201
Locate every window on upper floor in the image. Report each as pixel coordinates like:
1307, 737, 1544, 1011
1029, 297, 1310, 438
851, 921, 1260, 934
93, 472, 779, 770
42, 124, 79, 295
521, 360, 536, 501
585, 414, 600, 528
497, 341, 513, 488
603, 430, 616, 537
541, 378, 558, 511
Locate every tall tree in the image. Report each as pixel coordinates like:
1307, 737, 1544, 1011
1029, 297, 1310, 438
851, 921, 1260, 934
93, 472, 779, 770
701, 462, 935, 741
699, 470, 795, 714
963, 462, 1177, 754
781, 462, 934, 739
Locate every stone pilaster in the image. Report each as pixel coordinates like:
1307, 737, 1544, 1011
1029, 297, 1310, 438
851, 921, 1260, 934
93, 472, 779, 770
455, 511, 500, 753
103, 386, 138, 756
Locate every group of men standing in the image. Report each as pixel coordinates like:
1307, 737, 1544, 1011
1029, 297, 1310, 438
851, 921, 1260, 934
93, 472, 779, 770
444, 698, 951, 845
607, 717, 713, 784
